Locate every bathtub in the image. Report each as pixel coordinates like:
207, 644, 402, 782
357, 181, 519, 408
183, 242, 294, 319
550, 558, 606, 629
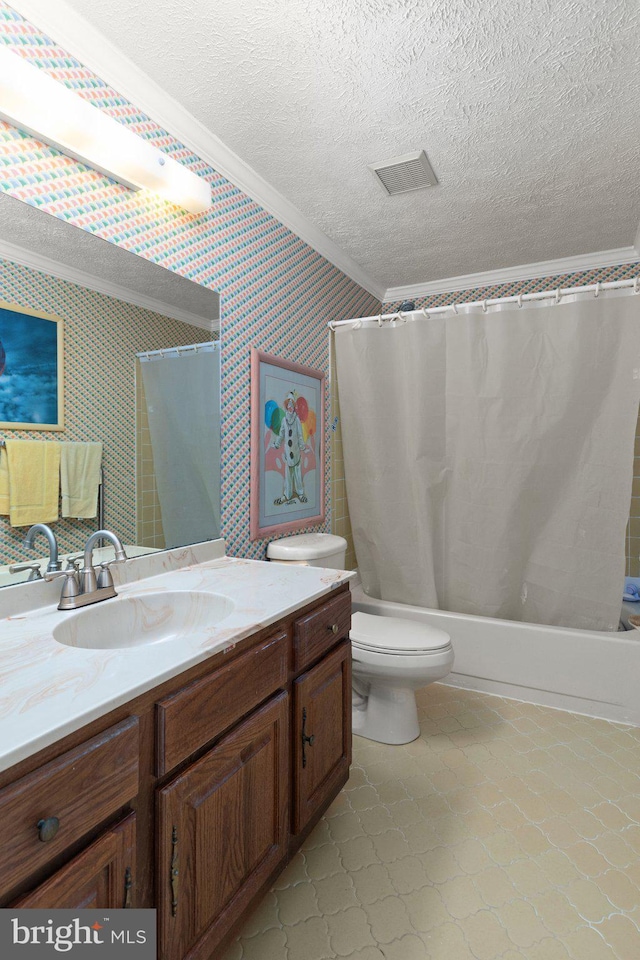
350, 582, 640, 726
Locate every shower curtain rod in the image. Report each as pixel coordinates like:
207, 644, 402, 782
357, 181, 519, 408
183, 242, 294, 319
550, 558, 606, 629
136, 341, 219, 361
328, 276, 640, 329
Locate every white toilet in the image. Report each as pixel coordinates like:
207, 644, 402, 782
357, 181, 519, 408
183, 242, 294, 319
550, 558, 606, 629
266, 533, 454, 745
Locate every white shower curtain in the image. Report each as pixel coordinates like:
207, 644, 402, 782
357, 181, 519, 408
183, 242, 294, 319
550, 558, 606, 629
139, 345, 221, 549
335, 292, 640, 632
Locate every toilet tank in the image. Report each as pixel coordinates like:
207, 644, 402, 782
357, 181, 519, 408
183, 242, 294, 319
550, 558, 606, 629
266, 533, 347, 569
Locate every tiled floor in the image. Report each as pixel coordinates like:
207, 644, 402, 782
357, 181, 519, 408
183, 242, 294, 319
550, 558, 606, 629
221, 684, 640, 960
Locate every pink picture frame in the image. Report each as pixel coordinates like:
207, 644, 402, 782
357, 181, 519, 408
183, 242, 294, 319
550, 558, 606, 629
250, 349, 325, 540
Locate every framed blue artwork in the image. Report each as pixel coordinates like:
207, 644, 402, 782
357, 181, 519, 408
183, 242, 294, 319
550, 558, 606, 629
0, 301, 64, 430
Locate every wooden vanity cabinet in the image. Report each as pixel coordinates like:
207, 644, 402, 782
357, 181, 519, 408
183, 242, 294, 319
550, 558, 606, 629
158, 694, 290, 960
293, 642, 352, 835
0, 584, 351, 960
0, 717, 139, 896
14, 814, 136, 910
291, 591, 352, 835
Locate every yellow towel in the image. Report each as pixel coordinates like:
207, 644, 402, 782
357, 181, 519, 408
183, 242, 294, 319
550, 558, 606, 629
5, 439, 61, 526
0, 447, 9, 515
60, 441, 103, 518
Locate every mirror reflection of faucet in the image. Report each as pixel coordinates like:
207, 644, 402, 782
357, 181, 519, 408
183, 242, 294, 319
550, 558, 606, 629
45, 530, 128, 610
8, 561, 43, 581
22, 523, 62, 573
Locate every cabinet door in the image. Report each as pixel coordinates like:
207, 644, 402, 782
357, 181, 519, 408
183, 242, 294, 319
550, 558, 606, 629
293, 641, 352, 834
158, 693, 289, 960
14, 814, 136, 909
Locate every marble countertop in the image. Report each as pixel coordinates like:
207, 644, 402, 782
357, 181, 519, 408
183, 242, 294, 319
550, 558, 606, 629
0, 554, 353, 773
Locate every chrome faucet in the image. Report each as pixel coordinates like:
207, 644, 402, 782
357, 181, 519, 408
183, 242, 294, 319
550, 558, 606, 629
45, 529, 128, 610
81, 529, 127, 593
23, 523, 61, 573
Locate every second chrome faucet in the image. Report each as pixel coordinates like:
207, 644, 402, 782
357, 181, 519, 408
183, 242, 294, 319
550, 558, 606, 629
46, 530, 128, 610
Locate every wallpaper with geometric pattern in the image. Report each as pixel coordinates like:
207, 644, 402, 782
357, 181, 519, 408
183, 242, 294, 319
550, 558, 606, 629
0, 256, 209, 564
0, 2, 380, 561
383, 263, 640, 313
1, 4, 637, 575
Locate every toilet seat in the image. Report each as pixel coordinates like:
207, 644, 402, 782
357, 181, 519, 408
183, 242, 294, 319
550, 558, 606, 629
350, 611, 451, 656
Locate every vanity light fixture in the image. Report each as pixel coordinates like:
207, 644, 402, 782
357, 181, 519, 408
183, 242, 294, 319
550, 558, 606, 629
0, 47, 212, 214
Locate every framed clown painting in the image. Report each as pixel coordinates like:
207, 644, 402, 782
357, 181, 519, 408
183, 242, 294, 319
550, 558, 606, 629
0, 301, 64, 430
250, 349, 325, 539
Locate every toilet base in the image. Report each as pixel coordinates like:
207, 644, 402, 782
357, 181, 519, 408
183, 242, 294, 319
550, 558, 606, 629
352, 683, 420, 745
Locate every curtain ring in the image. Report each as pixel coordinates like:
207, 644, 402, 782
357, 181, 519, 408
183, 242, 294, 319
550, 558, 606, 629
634, 277, 639, 294
555, 288, 562, 304
594, 282, 600, 298
517, 294, 523, 309
452, 303, 459, 315
378, 314, 383, 327
482, 299, 488, 313
422, 307, 430, 319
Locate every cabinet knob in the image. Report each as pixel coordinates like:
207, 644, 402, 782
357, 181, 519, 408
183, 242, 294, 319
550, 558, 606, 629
37, 816, 60, 843
328, 623, 339, 635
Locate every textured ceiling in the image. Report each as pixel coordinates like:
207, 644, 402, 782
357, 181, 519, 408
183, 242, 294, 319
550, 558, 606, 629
0, 194, 220, 326
47, 1, 640, 287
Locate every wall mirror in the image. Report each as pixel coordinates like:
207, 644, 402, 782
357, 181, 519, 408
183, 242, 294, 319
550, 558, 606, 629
0, 194, 221, 587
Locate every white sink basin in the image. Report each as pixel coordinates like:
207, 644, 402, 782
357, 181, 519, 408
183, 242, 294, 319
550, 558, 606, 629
53, 591, 235, 650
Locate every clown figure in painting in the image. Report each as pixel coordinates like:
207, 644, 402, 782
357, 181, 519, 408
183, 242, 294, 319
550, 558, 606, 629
272, 391, 309, 505
251, 348, 323, 539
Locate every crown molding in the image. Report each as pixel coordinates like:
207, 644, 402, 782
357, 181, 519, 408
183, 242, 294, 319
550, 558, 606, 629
383, 246, 640, 302
8, 0, 384, 303
0, 237, 219, 331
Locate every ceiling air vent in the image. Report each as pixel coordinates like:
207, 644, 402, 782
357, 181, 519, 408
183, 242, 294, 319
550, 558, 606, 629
369, 150, 438, 196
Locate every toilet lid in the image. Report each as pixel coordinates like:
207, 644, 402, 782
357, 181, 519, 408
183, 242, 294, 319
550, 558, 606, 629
350, 612, 451, 653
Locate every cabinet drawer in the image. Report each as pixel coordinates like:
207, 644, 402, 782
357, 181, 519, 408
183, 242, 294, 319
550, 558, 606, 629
14, 813, 136, 909
0, 717, 139, 897
293, 591, 351, 672
156, 630, 288, 776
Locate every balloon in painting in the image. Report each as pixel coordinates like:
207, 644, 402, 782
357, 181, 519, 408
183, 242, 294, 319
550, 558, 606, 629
306, 409, 316, 436
270, 406, 285, 436
264, 399, 278, 430
295, 396, 308, 422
